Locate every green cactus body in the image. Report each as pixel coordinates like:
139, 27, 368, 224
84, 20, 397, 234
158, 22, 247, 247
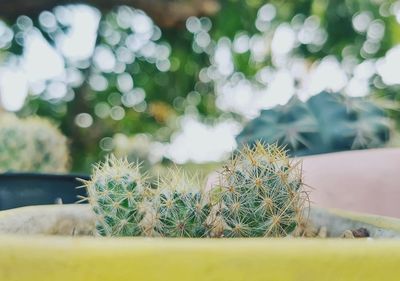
85, 143, 307, 238
82, 156, 150, 236
236, 91, 392, 156
151, 169, 212, 237
0, 114, 69, 173
214, 142, 306, 237
0, 114, 30, 172
24, 117, 69, 173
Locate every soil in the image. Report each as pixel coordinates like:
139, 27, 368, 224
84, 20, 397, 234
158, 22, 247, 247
295, 220, 371, 239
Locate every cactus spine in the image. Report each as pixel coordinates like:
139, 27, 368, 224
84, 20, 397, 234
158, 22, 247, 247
0, 114, 69, 173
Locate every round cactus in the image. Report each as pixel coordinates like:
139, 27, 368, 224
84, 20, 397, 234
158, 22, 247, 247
81, 155, 150, 236
23, 117, 70, 173
150, 169, 212, 237
212, 141, 307, 237
0, 114, 30, 172
0, 114, 69, 173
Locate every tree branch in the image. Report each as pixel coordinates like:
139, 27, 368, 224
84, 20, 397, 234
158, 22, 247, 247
0, 0, 220, 27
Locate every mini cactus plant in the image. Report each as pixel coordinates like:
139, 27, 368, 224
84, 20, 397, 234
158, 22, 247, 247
81, 155, 150, 236
85, 143, 306, 238
0, 114, 69, 173
83, 160, 213, 237
236, 91, 392, 156
150, 168, 212, 237
212, 141, 306, 237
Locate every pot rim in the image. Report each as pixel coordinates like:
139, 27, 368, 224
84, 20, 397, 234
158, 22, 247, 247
1, 235, 400, 281
0, 172, 90, 179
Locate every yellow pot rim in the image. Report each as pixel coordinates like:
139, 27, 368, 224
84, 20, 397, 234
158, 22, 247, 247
1, 235, 400, 281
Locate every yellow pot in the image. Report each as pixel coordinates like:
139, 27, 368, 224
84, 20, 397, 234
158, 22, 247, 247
1, 205, 400, 281
2, 236, 400, 281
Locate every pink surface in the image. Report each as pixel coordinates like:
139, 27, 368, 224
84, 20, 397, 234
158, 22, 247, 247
302, 148, 400, 218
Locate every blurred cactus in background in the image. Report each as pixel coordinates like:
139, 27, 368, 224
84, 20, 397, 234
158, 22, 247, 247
112, 133, 164, 171
25, 117, 70, 172
0, 114, 69, 173
0, 113, 29, 172
237, 92, 392, 156
212, 142, 306, 237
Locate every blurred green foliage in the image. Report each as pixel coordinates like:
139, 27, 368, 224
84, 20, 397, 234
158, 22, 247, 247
1, 0, 400, 172
237, 91, 392, 155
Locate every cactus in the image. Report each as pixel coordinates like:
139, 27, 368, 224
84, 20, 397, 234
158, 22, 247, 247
212, 141, 306, 237
0, 114, 69, 173
0, 114, 29, 172
150, 168, 212, 237
236, 91, 392, 156
81, 155, 150, 236
85, 142, 307, 238
84, 157, 213, 237
23, 117, 70, 173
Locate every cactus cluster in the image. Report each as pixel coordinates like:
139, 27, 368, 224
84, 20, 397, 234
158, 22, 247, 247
84, 141, 306, 238
0, 114, 69, 173
236, 91, 392, 156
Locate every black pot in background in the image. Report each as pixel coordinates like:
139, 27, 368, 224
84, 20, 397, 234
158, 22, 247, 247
0, 173, 89, 211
